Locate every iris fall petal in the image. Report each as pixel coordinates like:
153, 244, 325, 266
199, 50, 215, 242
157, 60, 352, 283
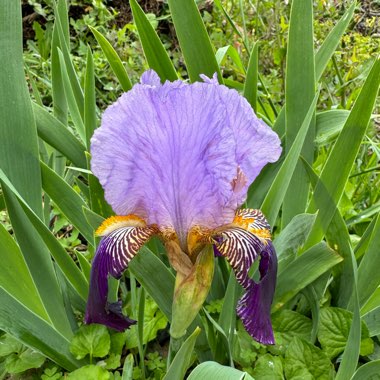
213, 209, 276, 344
85, 218, 157, 330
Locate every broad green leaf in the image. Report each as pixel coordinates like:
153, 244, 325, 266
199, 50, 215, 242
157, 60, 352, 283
273, 213, 317, 270
0, 335, 23, 357
356, 214, 380, 308
125, 297, 167, 349
243, 42, 259, 112
128, 247, 174, 320
67, 365, 110, 379
90, 27, 132, 92
33, 103, 87, 169
0, 0, 42, 217
122, 353, 134, 380
5, 348, 45, 374
164, 327, 200, 380
188, 361, 254, 380
351, 360, 380, 380
232, 327, 260, 369
361, 307, 380, 337
273, 242, 342, 311
315, 110, 349, 146
0, 170, 88, 301
0, 223, 48, 321
40, 162, 94, 245
272, 310, 312, 345
284, 337, 334, 380
57, 49, 86, 143
0, 288, 84, 371
130, 0, 177, 81
2, 184, 73, 337
261, 92, 319, 226
306, 58, 380, 247
302, 160, 361, 380
318, 307, 373, 359
70, 324, 111, 360
262, 3, 354, 184
283, 0, 315, 225
315, 3, 355, 79
251, 354, 284, 380
84, 47, 97, 150
167, 0, 221, 82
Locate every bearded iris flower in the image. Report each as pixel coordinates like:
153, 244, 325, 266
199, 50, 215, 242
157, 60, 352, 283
85, 70, 281, 345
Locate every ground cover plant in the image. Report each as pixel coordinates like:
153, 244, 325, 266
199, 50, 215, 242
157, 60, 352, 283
0, 0, 379, 378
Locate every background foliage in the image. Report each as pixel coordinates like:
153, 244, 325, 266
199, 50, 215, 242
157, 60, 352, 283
0, 0, 379, 378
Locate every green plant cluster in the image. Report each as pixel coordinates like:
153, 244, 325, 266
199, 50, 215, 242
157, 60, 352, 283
0, 0, 379, 379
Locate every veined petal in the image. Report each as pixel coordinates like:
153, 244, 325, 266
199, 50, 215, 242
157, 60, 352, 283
91, 70, 281, 247
213, 209, 277, 344
85, 216, 158, 330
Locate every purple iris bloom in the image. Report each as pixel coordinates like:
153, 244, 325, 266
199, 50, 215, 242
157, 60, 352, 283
85, 70, 281, 345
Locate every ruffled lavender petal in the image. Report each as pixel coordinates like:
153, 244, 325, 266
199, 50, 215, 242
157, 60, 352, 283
85, 225, 156, 330
91, 70, 281, 243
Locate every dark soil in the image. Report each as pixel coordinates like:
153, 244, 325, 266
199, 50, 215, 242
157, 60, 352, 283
21, 0, 166, 46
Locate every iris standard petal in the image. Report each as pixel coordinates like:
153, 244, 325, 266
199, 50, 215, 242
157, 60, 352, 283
85, 219, 157, 330
91, 71, 281, 246
213, 209, 277, 344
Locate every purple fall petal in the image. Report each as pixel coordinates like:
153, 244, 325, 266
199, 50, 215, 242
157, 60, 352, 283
85, 237, 136, 330
213, 209, 277, 344
85, 225, 156, 330
91, 70, 281, 247
237, 242, 277, 345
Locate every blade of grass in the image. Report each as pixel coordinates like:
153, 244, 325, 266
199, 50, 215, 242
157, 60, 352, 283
33, 103, 87, 169
0, 287, 84, 371
302, 159, 361, 379
167, 0, 221, 82
243, 42, 259, 112
258, 4, 355, 206
57, 48, 86, 143
215, 45, 245, 74
90, 26, 132, 92
273, 242, 342, 312
2, 184, 73, 338
40, 162, 94, 245
355, 214, 380, 308
0, 0, 42, 217
51, 0, 68, 126
53, 0, 84, 119
282, 0, 315, 226
305, 58, 380, 248
164, 327, 201, 380
84, 46, 97, 150
0, 170, 88, 301
0, 223, 49, 321
261, 92, 319, 226
130, 0, 177, 82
